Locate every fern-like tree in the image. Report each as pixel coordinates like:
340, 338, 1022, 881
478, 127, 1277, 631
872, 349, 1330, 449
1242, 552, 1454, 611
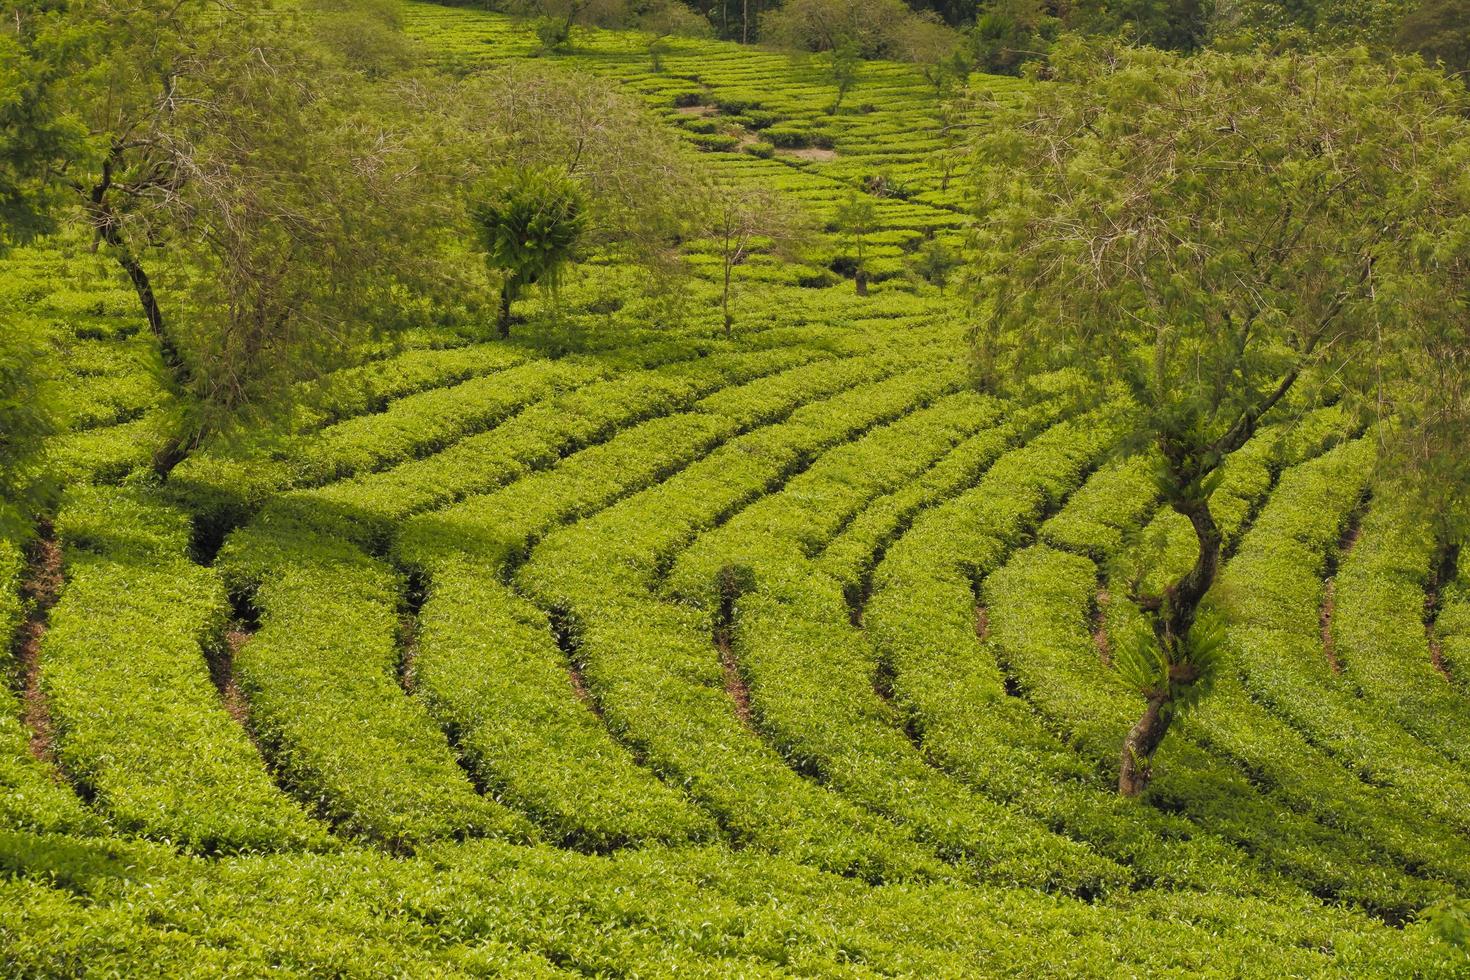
471, 168, 587, 339
968, 39, 1470, 796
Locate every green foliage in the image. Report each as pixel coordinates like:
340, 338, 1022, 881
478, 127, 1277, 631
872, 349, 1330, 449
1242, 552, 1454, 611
0, 319, 56, 538
969, 42, 1470, 785
0, 8, 90, 252
532, 13, 573, 51
305, 0, 418, 74
1214, 0, 1418, 48
820, 40, 861, 113
1397, 0, 1470, 78
1114, 610, 1225, 719
761, 0, 922, 56
970, 41, 1470, 472
471, 166, 588, 327
972, 0, 1057, 75
1422, 898, 1470, 952
911, 236, 959, 290
12, 6, 1470, 971
834, 189, 877, 291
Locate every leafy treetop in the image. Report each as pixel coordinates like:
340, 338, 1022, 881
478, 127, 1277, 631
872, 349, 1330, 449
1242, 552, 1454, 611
968, 37, 1470, 793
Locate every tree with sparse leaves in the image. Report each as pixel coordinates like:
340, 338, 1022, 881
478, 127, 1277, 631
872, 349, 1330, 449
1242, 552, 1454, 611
835, 190, 877, 295
968, 39, 1470, 796
705, 181, 811, 335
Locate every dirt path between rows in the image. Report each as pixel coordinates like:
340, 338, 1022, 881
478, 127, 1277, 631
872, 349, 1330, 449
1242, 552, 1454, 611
1093, 589, 1112, 667
716, 629, 754, 731
1320, 522, 1365, 676
214, 629, 257, 736
15, 533, 63, 767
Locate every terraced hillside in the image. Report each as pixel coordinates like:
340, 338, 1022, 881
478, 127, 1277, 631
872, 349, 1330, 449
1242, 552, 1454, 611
2, 5, 1468, 975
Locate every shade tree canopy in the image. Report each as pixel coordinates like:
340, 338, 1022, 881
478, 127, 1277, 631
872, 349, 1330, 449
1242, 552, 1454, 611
967, 37, 1470, 795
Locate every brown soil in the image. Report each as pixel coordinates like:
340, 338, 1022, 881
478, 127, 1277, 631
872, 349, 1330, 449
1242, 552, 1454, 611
398, 615, 419, 695
567, 662, 602, 717
777, 147, 837, 162
973, 606, 990, 643
676, 104, 717, 116
1320, 580, 1341, 675
716, 630, 754, 730
1320, 522, 1364, 676
217, 630, 256, 733
16, 535, 63, 767
1093, 590, 1112, 667
1429, 635, 1451, 683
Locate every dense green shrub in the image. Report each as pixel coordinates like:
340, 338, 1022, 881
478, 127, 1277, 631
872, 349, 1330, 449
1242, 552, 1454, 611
42, 487, 327, 854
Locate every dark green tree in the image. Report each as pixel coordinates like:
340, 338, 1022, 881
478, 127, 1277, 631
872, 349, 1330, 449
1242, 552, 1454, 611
471, 168, 587, 339
1397, 0, 1470, 79
0, 320, 56, 539
0, 6, 90, 253
968, 39, 1470, 795
971, 0, 1055, 75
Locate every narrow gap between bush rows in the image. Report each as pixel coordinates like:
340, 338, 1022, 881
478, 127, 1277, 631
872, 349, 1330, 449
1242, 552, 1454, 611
12, 525, 69, 779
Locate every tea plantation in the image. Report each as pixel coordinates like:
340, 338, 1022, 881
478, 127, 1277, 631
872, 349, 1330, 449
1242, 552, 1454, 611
1, 4, 1468, 975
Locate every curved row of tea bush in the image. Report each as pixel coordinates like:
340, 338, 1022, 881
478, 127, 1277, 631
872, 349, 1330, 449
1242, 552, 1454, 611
396, 325, 954, 573
1330, 497, 1469, 765
1092, 445, 1470, 913
381, 327, 964, 852
1440, 555, 1470, 691
1059, 420, 1470, 912
415, 567, 717, 850
514, 362, 978, 881
7, 826, 1453, 976
0, 538, 99, 837
1215, 440, 1470, 835
666, 399, 1132, 895
303, 345, 823, 545
855, 411, 1295, 898
216, 520, 534, 849
36, 487, 325, 854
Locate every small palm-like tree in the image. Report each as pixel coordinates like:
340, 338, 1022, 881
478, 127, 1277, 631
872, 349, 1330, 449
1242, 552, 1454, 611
471, 167, 586, 339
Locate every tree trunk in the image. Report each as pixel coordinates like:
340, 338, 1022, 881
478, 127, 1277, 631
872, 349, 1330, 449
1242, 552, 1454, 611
742, 0, 748, 43
98, 225, 187, 383
1119, 693, 1172, 796
855, 270, 868, 296
116, 251, 166, 348
497, 286, 513, 340
1117, 479, 1223, 796
1167, 495, 1222, 641
722, 264, 733, 337
152, 433, 194, 479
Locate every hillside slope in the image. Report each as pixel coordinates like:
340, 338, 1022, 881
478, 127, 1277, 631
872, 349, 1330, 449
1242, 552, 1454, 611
0, 7, 1466, 975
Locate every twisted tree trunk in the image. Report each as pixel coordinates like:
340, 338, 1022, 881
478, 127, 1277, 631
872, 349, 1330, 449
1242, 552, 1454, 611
1118, 488, 1222, 797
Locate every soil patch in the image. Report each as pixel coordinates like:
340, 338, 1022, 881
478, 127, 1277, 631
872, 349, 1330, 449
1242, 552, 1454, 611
716, 630, 754, 730
214, 629, 260, 744
973, 605, 990, 643
15, 534, 63, 767
777, 147, 837, 162
1093, 590, 1112, 667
